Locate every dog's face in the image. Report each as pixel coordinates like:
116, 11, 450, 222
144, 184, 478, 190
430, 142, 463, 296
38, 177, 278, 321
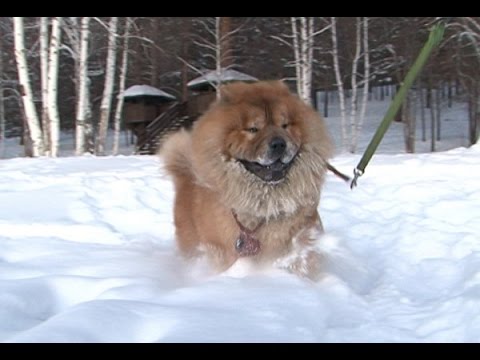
190, 81, 333, 217
218, 82, 307, 183
223, 98, 302, 183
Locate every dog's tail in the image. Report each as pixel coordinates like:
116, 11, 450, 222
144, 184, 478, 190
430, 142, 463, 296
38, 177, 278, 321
158, 129, 195, 181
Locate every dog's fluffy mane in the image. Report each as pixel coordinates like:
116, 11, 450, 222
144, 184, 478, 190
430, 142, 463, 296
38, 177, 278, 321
162, 81, 333, 220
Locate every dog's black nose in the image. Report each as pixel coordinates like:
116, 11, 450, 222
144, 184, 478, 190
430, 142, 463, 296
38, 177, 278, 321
269, 137, 286, 158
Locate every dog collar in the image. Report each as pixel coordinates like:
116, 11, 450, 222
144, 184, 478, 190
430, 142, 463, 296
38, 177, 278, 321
231, 209, 264, 257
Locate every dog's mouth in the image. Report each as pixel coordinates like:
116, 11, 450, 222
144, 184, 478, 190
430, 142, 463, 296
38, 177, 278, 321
238, 157, 296, 183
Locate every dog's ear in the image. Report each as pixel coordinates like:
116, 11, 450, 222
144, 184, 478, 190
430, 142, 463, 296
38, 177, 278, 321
218, 81, 249, 103
269, 80, 291, 94
218, 80, 290, 104
218, 83, 234, 103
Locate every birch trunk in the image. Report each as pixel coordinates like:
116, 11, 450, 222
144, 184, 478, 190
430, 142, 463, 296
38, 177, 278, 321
13, 17, 44, 157
215, 17, 222, 99
447, 79, 452, 108
436, 86, 441, 141
291, 18, 301, 100
96, 17, 118, 155
403, 90, 416, 153
402, 93, 408, 151
476, 87, 480, 145
75, 17, 90, 155
291, 17, 314, 105
0, 27, 4, 158
0, 86, 3, 158
150, 19, 160, 88
349, 17, 362, 153
306, 17, 314, 105
357, 17, 370, 153
323, 89, 329, 117
219, 17, 232, 69
47, 17, 62, 157
300, 17, 312, 105
39, 17, 50, 154
331, 17, 347, 150
112, 17, 131, 155
419, 83, 426, 141
411, 88, 417, 152
181, 18, 191, 102
430, 85, 436, 152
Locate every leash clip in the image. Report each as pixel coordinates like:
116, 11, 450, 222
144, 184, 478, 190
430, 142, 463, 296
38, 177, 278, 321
350, 168, 364, 190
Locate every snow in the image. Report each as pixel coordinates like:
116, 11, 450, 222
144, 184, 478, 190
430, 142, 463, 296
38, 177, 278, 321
123, 85, 176, 100
1, 130, 135, 160
187, 69, 258, 90
1, 94, 480, 342
1, 147, 479, 342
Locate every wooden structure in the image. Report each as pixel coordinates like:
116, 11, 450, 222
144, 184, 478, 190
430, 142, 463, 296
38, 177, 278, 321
123, 85, 184, 154
124, 85, 177, 122
126, 70, 258, 154
185, 69, 258, 120
186, 90, 216, 119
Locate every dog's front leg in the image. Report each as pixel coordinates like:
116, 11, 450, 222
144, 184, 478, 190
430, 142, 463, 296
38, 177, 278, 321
274, 221, 325, 281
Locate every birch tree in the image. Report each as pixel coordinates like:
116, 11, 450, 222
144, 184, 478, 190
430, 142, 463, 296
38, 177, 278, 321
180, 17, 192, 101
39, 17, 50, 154
331, 17, 371, 153
357, 17, 370, 150
272, 17, 330, 105
403, 89, 416, 153
47, 17, 62, 157
330, 17, 348, 150
112, 17, 131, 155
350, 17, 371, 153
197, 17, 232, 88
96, 17, 118, 155
149, 18, 160, 88
13, 17, 44, 157
213, 16, 222, 90
0, 24, 5, 158
291, 17, 320, 105
63, 17, 98, 155
349, 17, 362, 153
75, 17, 91, 155
190, 17, 244, 98
448, 17, 480, 145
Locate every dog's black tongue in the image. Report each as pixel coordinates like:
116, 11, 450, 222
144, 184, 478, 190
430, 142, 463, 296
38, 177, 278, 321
270, 169, 285, 182
264, 161, 287, 182
235, 232, 261, 257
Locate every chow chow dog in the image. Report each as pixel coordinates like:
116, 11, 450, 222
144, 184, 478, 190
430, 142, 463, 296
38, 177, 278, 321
160, 81, 333, 280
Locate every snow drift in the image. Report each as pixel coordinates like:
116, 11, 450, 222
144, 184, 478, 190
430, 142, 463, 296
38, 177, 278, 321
1, 145, 479, 342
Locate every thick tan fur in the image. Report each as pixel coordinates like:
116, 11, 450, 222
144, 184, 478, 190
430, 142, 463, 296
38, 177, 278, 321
160, 81, 333, 279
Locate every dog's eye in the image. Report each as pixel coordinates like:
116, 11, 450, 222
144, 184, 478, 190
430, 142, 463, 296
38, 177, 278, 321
247, 127, 258, 133
282, 123, 289, 129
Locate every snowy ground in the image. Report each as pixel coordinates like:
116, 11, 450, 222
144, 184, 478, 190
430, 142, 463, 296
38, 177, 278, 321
1, 145, 479, 342
0, 129, 135, 160
1, 93, 479, 342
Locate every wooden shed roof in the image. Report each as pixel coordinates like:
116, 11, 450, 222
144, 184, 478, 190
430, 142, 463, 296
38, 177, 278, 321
123, 85, 176, 101
187, 69, 258, 91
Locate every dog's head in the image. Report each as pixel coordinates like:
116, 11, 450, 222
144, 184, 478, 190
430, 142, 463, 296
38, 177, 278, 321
217, 81, 304, 183
191, 81, 333, 216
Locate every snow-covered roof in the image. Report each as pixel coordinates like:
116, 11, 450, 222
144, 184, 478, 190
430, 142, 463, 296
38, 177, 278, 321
187, 69, 258, 90
123, 85, 176, 100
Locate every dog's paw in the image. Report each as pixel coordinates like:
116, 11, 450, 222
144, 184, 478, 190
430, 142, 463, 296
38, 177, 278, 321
274, 246, 324, 281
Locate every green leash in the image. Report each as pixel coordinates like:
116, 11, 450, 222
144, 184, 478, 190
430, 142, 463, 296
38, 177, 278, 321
351, 21, 445, 189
